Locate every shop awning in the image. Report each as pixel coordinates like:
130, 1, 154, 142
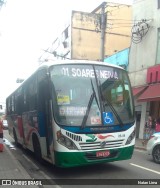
132, 85, 148, 96
138, 83, 160, 102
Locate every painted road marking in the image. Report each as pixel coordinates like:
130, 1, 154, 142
130, 163, 160, 175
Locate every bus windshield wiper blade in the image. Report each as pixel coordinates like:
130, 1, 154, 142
80, 79, 100, 130
80, 92, 94, 130
98, 81, 124, 127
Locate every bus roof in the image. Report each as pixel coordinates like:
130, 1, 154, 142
38, 59, 124, 70
6, 59, 124, 99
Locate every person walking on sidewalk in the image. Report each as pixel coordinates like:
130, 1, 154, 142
142, 116, 153, 146
0, 118, 4, 152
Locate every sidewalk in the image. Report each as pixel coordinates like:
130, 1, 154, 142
135, 138, 147, 151
0, 144, 39, 188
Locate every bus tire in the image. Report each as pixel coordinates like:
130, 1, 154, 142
33, 135, 42, 162
13, 129, 18, 146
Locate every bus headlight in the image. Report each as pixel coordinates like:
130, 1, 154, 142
125, 129, 135, 145
57, 131, 78, 150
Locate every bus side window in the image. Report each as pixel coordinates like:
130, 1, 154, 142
28, 76, 37, 111
6, 98, 11, 115
11, 95, 15, 113
37, 69, 48, 112
23, 75, 37, 112
23, 88, 29, 112
15, 87, 23, 115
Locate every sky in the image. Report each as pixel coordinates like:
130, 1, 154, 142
0, 0, 133, 103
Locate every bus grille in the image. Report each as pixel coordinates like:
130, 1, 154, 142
66, 132, 82, 142
79, 140, 124, 150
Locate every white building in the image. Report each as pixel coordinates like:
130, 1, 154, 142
129, 0, 160, 138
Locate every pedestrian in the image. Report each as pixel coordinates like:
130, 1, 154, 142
155, 117, 160, 133
0, 118, 4, 152
142, 116, 153, 146
151, 118, 156, 135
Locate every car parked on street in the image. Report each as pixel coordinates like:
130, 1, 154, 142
147, 132, 160, 164
2, 120, 8, 129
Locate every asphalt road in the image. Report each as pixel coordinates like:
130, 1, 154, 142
3, 130, 160, 188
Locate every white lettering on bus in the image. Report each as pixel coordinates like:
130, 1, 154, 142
62, 67, 69, 76
61, 67, 119, 79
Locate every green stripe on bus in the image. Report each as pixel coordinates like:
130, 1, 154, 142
54, 146, 134, 168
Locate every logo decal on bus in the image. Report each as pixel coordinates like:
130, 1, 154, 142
86, 134, 97, 142
96, 134, 114, 140
86, 134, 115, 142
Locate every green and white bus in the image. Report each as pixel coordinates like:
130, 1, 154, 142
6, 60, 135, 168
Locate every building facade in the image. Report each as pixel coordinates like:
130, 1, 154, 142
40, 2, 132, 62
128, 0, 160, 138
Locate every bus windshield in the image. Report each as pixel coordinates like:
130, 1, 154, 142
50, 64, 134, 127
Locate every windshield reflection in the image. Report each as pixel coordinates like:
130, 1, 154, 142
50, 64, 134, 127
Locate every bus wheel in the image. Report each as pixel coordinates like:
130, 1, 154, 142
33, 136, 42, 162
13, 129, 18, 146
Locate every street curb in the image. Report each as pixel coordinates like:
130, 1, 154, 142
135, 146, 147, 151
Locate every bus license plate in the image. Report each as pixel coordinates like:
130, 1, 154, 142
96, 150, 110, 157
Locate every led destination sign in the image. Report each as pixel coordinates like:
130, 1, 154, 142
61, 67, 119, 79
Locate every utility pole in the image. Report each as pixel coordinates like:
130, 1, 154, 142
100, 2, 107, 62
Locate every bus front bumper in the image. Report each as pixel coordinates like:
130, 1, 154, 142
54, 145, 134, 168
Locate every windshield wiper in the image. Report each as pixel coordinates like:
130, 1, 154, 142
98, 81, 124, 127
80, 79, 100, 130
80, 92, 94, 130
